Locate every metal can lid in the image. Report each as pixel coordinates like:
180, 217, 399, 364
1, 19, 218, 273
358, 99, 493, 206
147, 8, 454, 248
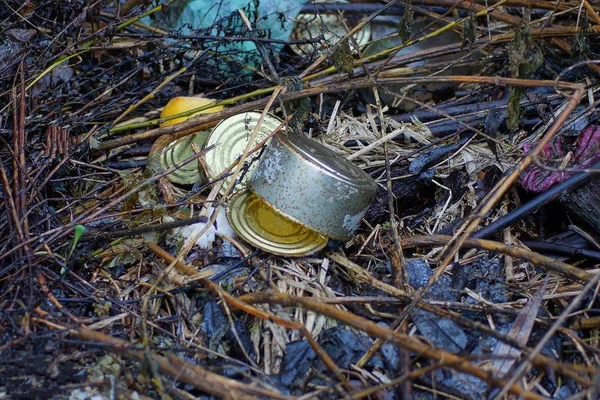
159, 131, 210, 185
290, 0, 371, 56
227, 190, 328, 257
278, 133, 377, 192
204, 112, 281, 191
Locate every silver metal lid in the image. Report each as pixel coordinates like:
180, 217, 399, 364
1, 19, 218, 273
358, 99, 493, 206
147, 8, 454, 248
278, 133, 376, 190
159, 131, 210, 185
204, 112, 281, 192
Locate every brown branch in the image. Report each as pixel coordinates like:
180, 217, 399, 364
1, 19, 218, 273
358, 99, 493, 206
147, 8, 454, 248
96, 75, 583, 151
82, 214, 209, 242
392, 87, 586, 360
145, 242, 353, 392
326, 252, 595, 384
439, 87, 585, 269
308, 24, 600, 85
0, 160, 24, 253
73, 327, 288, 400
401, 235, 594, 282
0, 145, 216, 263
37, 273, 80, 323
239, 291, 546, 400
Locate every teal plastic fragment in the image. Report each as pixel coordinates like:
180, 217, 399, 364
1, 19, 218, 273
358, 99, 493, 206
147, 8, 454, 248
144, 0, 307, 74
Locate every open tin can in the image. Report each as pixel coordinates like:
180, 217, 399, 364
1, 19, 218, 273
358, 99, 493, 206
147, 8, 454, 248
159, 112, 281, 189
227, 132, 377, 256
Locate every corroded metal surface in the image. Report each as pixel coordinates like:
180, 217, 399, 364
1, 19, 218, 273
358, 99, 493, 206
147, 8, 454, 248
250, 133, 377, 240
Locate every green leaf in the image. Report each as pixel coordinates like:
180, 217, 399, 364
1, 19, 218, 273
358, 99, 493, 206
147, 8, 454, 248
69, 224, 86, 257
73, 225, 86, 246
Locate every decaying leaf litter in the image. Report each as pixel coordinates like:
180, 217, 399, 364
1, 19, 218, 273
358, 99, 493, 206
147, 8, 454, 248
1, 0, 600, 398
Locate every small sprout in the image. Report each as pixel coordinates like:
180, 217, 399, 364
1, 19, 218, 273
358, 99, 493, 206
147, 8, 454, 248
283, 77, 311, 133
508, 25, 543, 79
68, 224, 86, 259
61, 224, 87, 276
506, 87, 522, 133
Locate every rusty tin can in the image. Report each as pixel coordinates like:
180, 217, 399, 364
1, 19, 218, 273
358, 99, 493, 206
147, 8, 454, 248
249, 132, 377, 241
204, 112, 281, 191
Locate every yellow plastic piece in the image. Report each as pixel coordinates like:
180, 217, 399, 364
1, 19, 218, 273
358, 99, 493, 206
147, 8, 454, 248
159, 97, 224, 127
